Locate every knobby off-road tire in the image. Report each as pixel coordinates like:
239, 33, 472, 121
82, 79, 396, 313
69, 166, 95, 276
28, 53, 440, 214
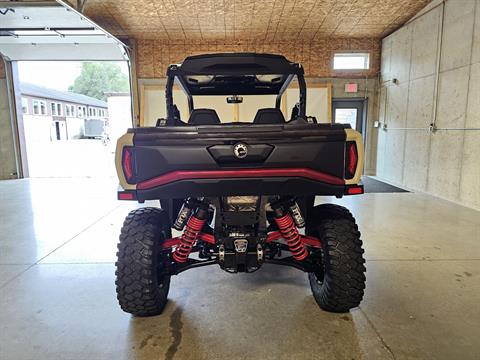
306, 204, 366, 313
115, 207, 172, 316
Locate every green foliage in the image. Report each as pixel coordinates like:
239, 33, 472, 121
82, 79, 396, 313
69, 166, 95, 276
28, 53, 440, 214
68, 62, 129, 101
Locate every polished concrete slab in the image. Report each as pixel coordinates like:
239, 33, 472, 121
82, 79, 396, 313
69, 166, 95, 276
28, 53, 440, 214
0, 178, 479, 360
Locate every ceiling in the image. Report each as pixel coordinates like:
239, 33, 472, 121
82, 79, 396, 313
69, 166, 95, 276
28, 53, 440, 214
77, 0, 431, 43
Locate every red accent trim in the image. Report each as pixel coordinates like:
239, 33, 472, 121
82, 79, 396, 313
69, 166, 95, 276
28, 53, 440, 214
266, 231, 321, 248
301, 235, 322, 248
162, 237, 181, 249
163, 232, 320, 249
137, 168, 345, 190
199, 233, 215, 244
162, 232, 216, 249
266, 231, 283, 242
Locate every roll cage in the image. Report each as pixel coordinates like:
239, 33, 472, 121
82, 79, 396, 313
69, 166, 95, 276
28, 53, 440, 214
165, 53, 307, 126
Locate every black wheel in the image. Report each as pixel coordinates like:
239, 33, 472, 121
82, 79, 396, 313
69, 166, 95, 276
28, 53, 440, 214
306, 204, 366, 313
115, 207, 172, 316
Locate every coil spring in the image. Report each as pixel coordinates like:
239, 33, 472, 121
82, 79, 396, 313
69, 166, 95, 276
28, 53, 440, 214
274, 213, 308, 261
172, 215, 206, 263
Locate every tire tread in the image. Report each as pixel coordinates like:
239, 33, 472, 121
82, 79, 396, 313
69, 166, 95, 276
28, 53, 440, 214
115, 207, 170, 317
307, 204, 366, 313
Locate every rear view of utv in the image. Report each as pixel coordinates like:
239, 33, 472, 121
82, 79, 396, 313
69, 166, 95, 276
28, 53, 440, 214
115, 53, 366, 316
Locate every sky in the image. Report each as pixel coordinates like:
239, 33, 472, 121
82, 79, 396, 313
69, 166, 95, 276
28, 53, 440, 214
17, 61, 130, 91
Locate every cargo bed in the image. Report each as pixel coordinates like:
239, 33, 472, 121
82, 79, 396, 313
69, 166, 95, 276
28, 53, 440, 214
115, 123, 364, 201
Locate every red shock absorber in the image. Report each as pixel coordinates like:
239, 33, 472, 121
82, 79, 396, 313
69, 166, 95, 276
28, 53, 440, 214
172, 207, 207, 263
274, 209, 308, 261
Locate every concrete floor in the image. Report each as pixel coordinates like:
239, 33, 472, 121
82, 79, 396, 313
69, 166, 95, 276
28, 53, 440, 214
0, 178, 479, 360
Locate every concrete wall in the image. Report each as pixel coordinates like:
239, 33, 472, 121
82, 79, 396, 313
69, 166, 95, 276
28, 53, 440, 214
0, 78, 17, 179
377, 0, 480, 209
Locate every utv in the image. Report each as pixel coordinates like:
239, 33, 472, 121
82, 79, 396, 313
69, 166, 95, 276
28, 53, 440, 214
115, 53, 366, 316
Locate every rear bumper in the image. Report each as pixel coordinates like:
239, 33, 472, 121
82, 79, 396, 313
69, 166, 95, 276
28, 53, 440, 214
117, 167, 363, 201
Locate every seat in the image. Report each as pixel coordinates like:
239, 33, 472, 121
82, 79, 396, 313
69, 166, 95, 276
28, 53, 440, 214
253, 108, 286, 124
188, 108, 221, 125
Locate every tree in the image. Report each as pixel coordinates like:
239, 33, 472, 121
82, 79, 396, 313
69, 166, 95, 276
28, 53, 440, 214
69, 62, 129, 101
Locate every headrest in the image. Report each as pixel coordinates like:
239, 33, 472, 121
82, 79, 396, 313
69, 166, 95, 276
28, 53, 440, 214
188, 108, 221, 125
253, 108, 286, 124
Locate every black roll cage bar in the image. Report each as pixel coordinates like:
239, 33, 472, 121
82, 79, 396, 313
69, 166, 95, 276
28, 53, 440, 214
164, 54, 307, 125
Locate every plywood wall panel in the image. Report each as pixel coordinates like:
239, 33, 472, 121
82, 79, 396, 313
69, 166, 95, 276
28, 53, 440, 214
136, 38, 380, 78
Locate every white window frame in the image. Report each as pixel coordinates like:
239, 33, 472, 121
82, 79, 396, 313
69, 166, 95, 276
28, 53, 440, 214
51, 102, 62, 116
21, 97, 29, 114
65, 104, 75, 117
78, 105, 86, 118
33, 99, 47, 115
333, 52, 370, 71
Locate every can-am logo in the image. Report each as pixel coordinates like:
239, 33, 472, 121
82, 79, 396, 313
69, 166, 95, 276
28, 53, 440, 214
233, 143, 248, 159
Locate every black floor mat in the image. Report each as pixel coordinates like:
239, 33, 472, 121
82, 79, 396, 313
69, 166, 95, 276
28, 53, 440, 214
361, 176, 409, 193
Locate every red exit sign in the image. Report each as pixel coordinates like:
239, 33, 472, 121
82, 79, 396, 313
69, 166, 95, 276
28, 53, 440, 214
345, 83, 358, 93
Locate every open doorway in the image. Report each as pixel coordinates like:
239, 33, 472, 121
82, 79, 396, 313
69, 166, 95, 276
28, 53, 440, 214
17, 61, 131, 178
332, 98, 367, 134
0, 1, 133, 179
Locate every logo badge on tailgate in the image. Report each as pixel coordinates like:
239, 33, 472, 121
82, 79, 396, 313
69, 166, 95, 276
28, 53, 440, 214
233, 143, 248, 159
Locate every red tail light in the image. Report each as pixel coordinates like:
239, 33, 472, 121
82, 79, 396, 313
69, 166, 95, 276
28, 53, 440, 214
345, 142, 358, 179
346, 185, 364, 195
122, 147, 134, 182
118, 191, 136, 200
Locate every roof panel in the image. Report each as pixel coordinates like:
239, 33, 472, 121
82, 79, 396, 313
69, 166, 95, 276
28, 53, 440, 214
20, 83, 108, 107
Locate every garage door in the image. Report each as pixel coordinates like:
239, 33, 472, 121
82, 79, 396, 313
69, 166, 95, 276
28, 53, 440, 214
0, 1, 128, 61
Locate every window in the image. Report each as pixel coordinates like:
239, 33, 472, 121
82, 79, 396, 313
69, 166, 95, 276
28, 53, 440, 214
65, 104, 75, 117
51, 102, 62, 116
333, 52, 370, 70
335, 108, 358, 130
32, 99, 47, 115
77, 106, 86, 117
88, 107, 94, 117
21, 97, 28, 114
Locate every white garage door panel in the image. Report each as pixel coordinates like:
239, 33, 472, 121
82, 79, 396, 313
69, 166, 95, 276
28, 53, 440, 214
0, 4, 127, 61
0, 43, 126, 61
1, 6, 87, 28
